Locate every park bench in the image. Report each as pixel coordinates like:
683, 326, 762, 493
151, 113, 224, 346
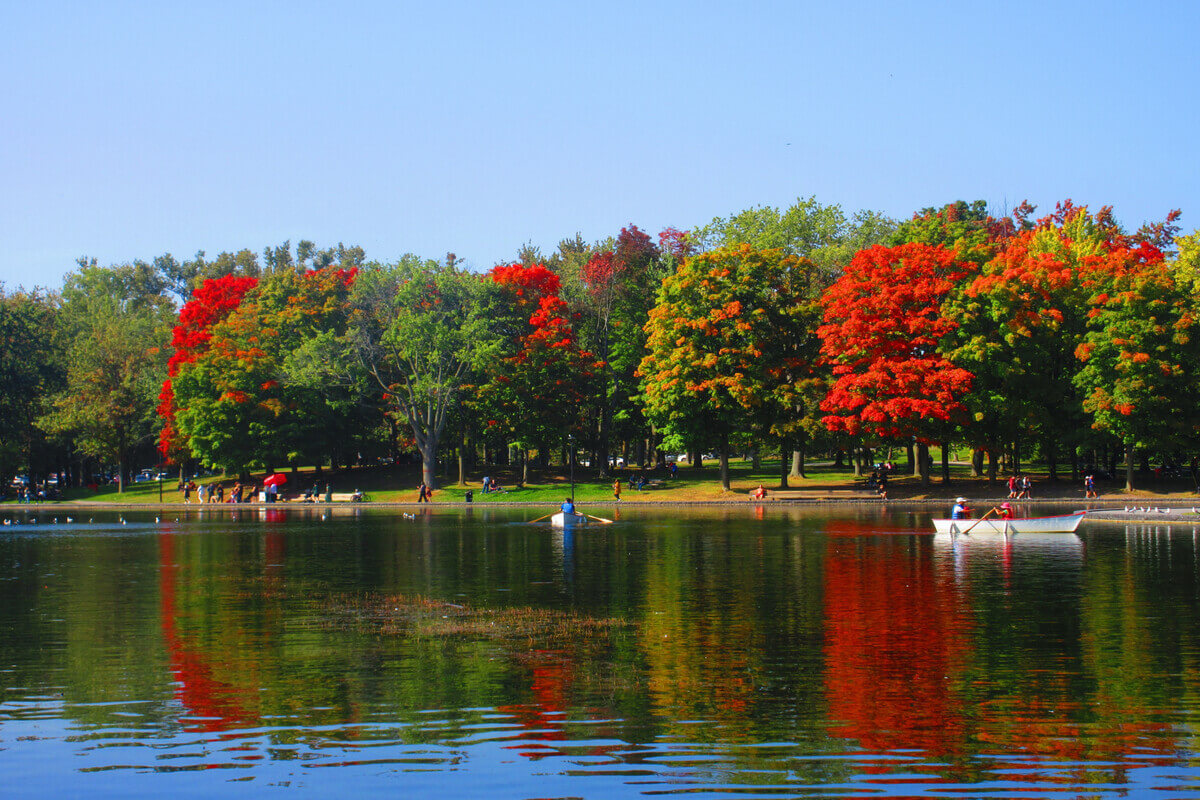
321, 492, 365, 503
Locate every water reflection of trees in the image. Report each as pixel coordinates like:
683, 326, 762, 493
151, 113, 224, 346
6, 512, 1200, 785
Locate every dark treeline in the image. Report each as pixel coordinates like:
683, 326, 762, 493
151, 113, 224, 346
1, 197, 1195, 495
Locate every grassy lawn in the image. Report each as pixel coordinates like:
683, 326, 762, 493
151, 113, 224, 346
8, 456, 1193, 505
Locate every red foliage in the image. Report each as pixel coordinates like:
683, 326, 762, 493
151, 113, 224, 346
658, 227, 695, 259
157, 274, 258, 455
818, 243, 976, 439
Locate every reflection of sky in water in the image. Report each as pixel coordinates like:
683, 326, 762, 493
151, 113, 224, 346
1, 508, 1199, 798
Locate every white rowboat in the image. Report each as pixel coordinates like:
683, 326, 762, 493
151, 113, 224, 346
931, 512, 1085, 535
551, 512, 588, 527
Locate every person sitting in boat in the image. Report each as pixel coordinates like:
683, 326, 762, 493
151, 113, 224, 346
996, 501, 1014, 519
951, 497, 971, 519
560, 497, 576, 515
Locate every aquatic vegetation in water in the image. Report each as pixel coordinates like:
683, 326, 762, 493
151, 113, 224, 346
316, 593, 630, 642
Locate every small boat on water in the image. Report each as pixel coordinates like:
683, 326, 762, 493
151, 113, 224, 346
551, 511, 588, 527
931, 511, 1085, 535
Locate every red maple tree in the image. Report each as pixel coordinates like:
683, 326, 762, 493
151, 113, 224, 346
818, 243, 976, 441
157, 274, 259, 457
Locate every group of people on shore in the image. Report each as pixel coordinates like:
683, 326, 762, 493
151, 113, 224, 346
1006, 474, 1034, 499
182, 480, 257, 504
178, 479, 266, 503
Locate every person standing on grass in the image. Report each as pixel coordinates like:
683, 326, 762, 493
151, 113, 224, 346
613, 479, 622, 502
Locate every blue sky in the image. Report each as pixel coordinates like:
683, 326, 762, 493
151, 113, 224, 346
3, 1, 1197, 289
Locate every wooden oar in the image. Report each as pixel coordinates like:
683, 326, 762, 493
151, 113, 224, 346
585, 513, 614, 524
960, 507, 996, 535
529, 512, 556, 523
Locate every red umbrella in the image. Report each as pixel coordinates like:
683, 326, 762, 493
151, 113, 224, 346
263, 473, 287, 487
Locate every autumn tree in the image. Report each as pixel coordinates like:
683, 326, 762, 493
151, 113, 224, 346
168, 267, 360, 477
158, 273, 259, 469
640, 244, 821, 491
477, 263, 597, 484
1075, 264, 1200, 490
818, 243, 976, 483
947, 203, 1173, 480
575, 225, 665, 471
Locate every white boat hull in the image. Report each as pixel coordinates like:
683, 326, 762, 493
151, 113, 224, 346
931, 512, 1085, 535
551, 512, 587, 527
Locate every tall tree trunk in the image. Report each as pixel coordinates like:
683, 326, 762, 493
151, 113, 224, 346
907, 441, 917, 475
420, 438, 438, 490
778, 435, 789, 489
691, 449, 703, 470
521, 448, 530, 487
790, 448, 803, 478
117, 450, 126, 494
718, 435, 731, 491
987, 449, 998, 483
458, 430, 467, 485
1047, 437, 1059, 481
941, 438, 951, 483
1125, 443, 1135, 492
971, 448, 984, 477
916, 443, 930, 486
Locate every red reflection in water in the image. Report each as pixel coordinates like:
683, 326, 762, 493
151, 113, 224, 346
159, 532, 260, 732
822, 520, 972, 756
499, 649, 570, 759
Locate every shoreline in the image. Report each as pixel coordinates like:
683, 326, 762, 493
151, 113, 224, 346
1, 497, 1190, 512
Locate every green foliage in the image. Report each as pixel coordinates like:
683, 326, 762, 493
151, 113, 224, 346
694, 196, 895, 275
350, 257, 497, 488
0, 288, 63, 482
40, 262, 174, 489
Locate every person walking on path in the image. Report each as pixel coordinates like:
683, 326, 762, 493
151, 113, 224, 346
612, 479, 622, 502
1084, 473, 1097, 499
418, 483, 430, 503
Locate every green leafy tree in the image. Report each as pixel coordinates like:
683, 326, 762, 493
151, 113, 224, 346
40, 262, 174, 490
0, 288, 63, 487
694, 196, 896, 275
349, 257, 496, 489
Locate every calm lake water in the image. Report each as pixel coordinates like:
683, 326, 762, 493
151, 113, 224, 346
3, 504, 1200, 798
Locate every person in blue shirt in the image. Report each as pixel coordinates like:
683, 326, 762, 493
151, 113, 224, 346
560, 497, 576, 515
950, 497, 971, 520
